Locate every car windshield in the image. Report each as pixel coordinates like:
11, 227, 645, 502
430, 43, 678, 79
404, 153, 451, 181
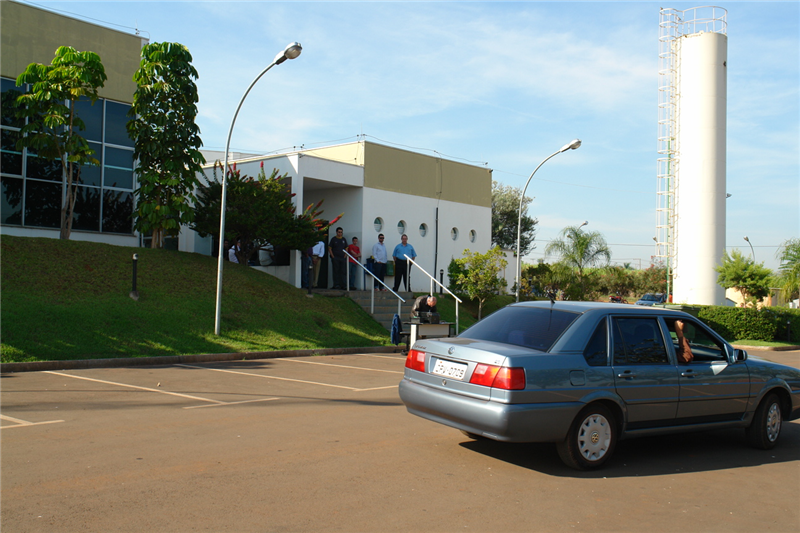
458, 306, 580, 352
641, 294, 657, 301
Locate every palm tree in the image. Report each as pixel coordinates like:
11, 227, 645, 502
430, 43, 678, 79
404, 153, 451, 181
776, 238, 800, 301
545, 225, 611, 299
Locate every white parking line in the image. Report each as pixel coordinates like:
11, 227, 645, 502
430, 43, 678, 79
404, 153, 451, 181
44, 371, 226, 404
42, 371, 278, 408
176, 364, 399, 392
281, 359, 404, 374
176, 364, 357, 390
0, 414, 64, 429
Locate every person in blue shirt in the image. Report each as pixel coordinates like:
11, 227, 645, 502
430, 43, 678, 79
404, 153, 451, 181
392, 233, 416, 292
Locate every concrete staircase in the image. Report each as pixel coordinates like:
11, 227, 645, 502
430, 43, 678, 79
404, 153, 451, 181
347, 290, 415, 331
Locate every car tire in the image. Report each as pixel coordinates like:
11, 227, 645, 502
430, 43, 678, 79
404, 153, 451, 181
745, 393, 782, 450
557, 404, 617, 470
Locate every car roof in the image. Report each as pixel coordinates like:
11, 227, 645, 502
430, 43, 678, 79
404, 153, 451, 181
509, 300, 675, 314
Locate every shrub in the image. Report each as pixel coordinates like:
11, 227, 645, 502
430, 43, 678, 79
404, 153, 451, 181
696, 306, 777, 342
763, 307, 800, 343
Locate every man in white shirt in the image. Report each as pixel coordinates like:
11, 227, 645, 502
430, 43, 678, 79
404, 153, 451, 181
312, 239, 326, 288
371, 233, 387, 291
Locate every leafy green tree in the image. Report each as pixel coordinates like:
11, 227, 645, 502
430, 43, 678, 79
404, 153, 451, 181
451, 246, 508, 320
15, 46, 107, 239
715, 249, 773, 307
545, 225, 611, 299
775, 238, 800, 301
491, 180, 538, 257
635, 264, 668, 296
191, 162, 340, 265
600, 265, 635, 297
127, 42, 206, 248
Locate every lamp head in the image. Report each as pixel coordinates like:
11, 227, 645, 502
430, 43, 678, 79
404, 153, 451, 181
744, 236, 750, 242
560, 139, 582, 152
275, 42, 303, 65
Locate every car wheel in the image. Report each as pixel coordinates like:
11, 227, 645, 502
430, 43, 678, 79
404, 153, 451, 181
746, 393, 782, 450
557, 404, 617, 470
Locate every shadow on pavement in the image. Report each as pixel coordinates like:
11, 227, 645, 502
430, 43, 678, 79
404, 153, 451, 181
458, 420, 800, 478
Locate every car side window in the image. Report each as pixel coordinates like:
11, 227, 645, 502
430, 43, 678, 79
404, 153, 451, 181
583, 318, 608, 366
665, 318, 726, 362
612, 317, 669, 365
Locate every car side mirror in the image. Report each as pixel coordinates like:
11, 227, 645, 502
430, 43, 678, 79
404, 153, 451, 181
733, 348, 748, 362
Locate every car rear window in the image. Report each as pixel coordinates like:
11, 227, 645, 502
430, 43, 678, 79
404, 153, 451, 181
458, 306, 579, 352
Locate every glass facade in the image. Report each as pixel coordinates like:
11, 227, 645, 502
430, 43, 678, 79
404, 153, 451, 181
0, 76, 136, 234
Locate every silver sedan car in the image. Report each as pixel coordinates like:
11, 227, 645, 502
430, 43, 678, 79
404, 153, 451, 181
399, 301, 800, 470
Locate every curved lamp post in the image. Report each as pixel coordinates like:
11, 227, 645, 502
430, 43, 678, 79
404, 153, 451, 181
744, 236, 755, 261
515, 139, 581, 302
214, 42, 303, 335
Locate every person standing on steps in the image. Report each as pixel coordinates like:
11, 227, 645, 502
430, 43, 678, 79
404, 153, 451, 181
372, 233, 388, 291
346, 236, 361, 290
392, 234, 416, 292
328, 227, 348, 290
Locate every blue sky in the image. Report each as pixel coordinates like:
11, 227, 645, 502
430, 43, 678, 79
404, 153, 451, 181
30, 1, 799, 271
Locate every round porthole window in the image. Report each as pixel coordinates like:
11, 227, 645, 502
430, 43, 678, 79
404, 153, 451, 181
419, 223, 428, 237
397, 220, 406, 234
374, 217, 383, 232
451, 227, 459, 241
469, 230, 476, 243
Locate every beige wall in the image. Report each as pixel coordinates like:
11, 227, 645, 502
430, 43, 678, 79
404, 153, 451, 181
302, 141, 491, 208
1, 1, 145, 103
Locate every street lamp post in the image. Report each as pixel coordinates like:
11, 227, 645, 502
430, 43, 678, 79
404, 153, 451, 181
214, 42, 303, 335
515, 139, 581, 302
744, 236, 755, 261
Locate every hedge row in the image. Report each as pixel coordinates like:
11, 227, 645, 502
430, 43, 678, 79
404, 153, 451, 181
685, 305, 800, 343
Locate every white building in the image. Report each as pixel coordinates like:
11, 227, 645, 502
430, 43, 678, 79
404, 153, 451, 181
187, 141, 493, 290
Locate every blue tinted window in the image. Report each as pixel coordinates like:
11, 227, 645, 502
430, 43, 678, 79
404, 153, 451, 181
74, 97, 103, 142
1, 77, 24, 128
72, 185, 101, 231
102, 190, 133, 234
104, 147, 133, 189
24, 180, 61, 228
460, 306, 579, 352
1, 129, 22, 175
612, 318, 668, 365
583, 318, 608, 366
1, 177, 23, 225
79, 142, 102, 187
105, 101, 133, 147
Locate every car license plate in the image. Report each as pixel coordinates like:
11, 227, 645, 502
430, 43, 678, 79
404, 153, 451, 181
432, 359, 467, 380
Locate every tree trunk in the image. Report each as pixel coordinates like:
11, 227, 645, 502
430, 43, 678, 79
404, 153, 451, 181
151, 228, 164, 249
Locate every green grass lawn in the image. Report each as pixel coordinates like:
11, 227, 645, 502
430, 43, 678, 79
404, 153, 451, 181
1, 236, 393, 363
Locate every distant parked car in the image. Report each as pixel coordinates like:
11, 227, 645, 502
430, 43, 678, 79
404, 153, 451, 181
635, 293, 666, 306
399, 301, 800, 470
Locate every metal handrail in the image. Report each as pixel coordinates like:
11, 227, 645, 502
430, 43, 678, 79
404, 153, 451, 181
344, 250, 405, 316
404, 255, 462, 334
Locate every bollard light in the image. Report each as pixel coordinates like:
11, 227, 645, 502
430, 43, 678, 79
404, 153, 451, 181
130, 253, 139, 301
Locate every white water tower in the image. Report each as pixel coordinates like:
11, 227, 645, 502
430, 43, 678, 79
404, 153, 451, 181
656, 7, 727, 305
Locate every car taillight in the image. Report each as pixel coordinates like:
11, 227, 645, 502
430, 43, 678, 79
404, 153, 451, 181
405, 349, 426, 372
469, 364, 525, 390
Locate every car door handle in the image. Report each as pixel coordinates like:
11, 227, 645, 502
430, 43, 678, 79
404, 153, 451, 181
617, 372, 636, 379
681, 370, 695, 377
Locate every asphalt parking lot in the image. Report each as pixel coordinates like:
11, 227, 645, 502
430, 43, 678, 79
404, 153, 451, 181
2, 351, 799, 533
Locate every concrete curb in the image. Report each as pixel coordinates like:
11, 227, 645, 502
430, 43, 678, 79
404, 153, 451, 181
1, 345, 401, 373
732, 344, 800, 352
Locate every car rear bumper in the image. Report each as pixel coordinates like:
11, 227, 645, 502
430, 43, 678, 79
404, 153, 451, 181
399, 377, 579, 443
